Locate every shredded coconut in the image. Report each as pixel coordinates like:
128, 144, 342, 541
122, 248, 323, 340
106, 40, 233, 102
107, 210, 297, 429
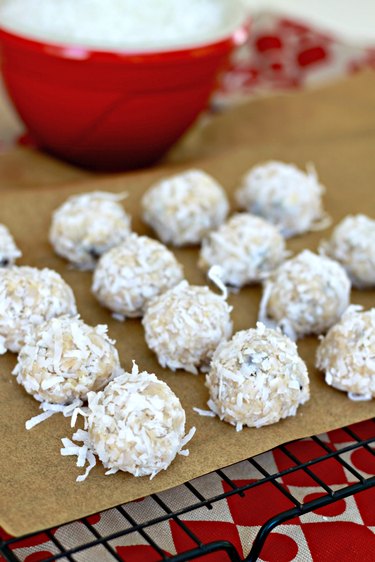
206, 323, 310, 429
76, 451, 96, 482
199, 213, 288, 287
61, 362, 195, 481
24, 399, 86, 429
320, 214, 375, 288
50, 191, 131, 270
71, 406, 89, 427
112, 312, 126, 322
0, 266, 77, 353
92, 233, 184, 318
142, 169, 229, 246
259, 250, 351, 339
25, 410, 56, 430
0, 224, 21, 266
235, 161, 330, 238
142, 280, 233, 374
316, 306, 375, 399
348, 392, 372, 402
207, 265, 229, 299
0, 0, 246, 52
61, 433, 97, 482
13, 315, 121, 404
193, 407, 216, 417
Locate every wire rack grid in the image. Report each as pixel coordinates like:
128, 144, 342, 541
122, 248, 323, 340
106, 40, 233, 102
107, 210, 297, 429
1, 418, 374, 562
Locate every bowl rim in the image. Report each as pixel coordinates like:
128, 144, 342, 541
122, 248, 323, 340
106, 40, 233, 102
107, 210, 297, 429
0, 15, 250, 62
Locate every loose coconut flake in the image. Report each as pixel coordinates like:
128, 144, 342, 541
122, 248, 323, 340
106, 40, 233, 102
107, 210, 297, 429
25, 399, 84, 430
192, 407, 216, 417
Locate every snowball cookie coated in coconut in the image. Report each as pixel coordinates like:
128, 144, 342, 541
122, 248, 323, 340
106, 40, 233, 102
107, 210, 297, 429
63, 363, 196, 481
92, 234, 184, 318
0, 266, 77, 354
49, 191, 131, 270
259, 250, 351, 340
320, 214, 375, 289
141, 169, 229, 246
143, 280, 233, 374
235, 161, 329, 238
13, 315, 121, 404
316, 306, 375, 400
0, 224, 21, 266
198, 213, 287, 287
206, 323, 310, 430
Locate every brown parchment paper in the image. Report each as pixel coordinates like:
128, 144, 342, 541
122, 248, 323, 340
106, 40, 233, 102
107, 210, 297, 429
1, 70, 375, 192
1, 131, 374, 536
168, 70, 375, 166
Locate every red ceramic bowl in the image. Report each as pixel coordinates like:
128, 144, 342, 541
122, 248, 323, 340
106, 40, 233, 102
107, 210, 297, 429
0, 21, 248, 171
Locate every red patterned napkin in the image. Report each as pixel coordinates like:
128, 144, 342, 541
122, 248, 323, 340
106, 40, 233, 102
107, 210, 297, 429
215, 12, 375, 105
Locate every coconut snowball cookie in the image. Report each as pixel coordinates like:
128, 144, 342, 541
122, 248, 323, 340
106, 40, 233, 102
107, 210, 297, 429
92, 234, 184, 318
141, 169, 229, 246
199, 213, 287, 287
320, 214, 375, 289
259, 250, 351, 340
143, 280, 233, 374
0, 224, 21, 266
316, 306, 375, 400
13, 315, 121, 407
205, 323, 310, 430
49, 191, 131, 270
235, 161, 329, 238
61, 363, 196, 481
0, 266, 77, 354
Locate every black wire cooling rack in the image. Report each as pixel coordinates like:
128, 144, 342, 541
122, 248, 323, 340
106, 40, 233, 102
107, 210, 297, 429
2, 418, 374, 562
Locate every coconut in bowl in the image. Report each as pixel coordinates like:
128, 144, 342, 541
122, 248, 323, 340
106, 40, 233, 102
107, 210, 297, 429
0, 0, 249, 170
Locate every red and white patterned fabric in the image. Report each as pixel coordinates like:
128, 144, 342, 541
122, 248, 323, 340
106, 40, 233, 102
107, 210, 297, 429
215, 12, 375, 105
1, 12, 375, 562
